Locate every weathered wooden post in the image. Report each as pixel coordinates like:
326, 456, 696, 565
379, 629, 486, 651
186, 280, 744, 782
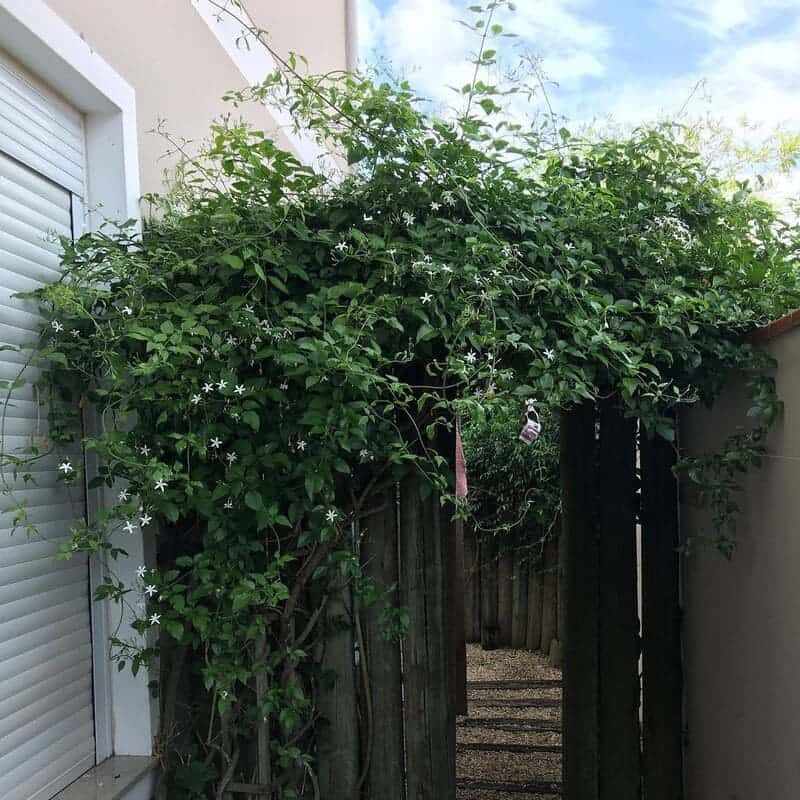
480, 533, 499, 650
399, 474, 456, 800
640, 429, 683, 800
511, 548, 529, 648
463, 525, 481, 642
561, 402, 600, 800
540, 535, 559, 658
598, 401, 641, 799
497, 550, 514, 645
317, 578, 360, 799
525, 552, 544, 651
361, 487, 405, 799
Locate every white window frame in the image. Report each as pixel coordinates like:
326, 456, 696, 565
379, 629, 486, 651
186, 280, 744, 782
0, 0, 154, 761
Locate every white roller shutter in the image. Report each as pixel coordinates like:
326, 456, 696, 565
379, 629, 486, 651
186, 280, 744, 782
0, 50, 96, 800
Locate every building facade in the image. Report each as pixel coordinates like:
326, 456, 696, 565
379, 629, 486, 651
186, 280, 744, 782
0, 2, 354, 798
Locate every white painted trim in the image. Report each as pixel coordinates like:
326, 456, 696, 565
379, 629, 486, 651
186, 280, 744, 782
191, 0, 327, 167
0, 0, 154, 760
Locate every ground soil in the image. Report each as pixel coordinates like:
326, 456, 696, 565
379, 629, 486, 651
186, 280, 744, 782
457, 643, 563, 799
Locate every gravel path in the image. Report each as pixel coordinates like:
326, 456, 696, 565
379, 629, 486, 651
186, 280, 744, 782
457, 644, 563, 799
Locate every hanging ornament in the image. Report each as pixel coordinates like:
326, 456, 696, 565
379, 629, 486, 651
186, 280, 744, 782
519, 398, 542, 444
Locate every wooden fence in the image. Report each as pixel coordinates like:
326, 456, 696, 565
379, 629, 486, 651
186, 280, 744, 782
464, 527, 561, 661
316, 476, 463, 800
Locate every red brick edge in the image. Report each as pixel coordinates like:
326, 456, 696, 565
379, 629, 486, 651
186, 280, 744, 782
751, 308, 800, 345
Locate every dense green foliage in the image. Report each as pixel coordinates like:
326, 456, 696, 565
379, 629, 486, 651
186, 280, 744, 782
462, 402, 559, 559
1, 4, 798, 796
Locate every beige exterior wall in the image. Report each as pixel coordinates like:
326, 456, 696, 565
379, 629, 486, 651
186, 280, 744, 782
682, 325, 800, 799
45, 0, 350, 196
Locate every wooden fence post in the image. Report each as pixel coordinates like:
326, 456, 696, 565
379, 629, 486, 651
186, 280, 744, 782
399, 474, 456, 800
511, 550, 529, 648
464, 526, 481, 642
598, 401, 641, 800
480, 534, 499, 650
561, 402, 600, 800
449, 515, 468, 716
640, 430, 683, 800
361, 487, 405, 800
317, 578, 360, 800
525, 553, 543, 651
540, 536, 559, 657
497, 551, 513, 646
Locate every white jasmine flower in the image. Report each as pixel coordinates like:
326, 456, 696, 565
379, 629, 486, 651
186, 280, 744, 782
202, 382, 214, 394
123, 520, 136, 535
224, 499, 233, 510
139, 445, 151, 457
225, 451, 237, 464
51, 320, 63, 333
139, 513, 152, 527
144, 584, 157, 597
402, 211, 416, 226
191, 394, 202, 405
196, 356, 204, 366
442, 191, 456, 206
149, 613, 161, 625
122, 306, 133, 316
217, 380, 228, 391
544, 348, 556, 361
430, 201, 441, 211
59, 460, 73, 474
234, 384, 246, 396
71, 329, 80, 338
154, 479, 168, 493
280, 381, 289, 391
420, 293, 433, 304
118, 489, 130, 502
136, 565, 147, 579
465, 351, 477, 364
209, 437, 223, 449
388, 248, 397, 257
244, 304, 254, 314
200, 346, 209, 355
335, 241, 348, 252
296, 440, 307, 452
325, 508, 338, 524
220, 690, 229, 699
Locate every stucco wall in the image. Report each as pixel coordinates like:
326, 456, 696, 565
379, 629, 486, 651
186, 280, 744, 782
682, 325, 800, 799
45, 0, 349, 195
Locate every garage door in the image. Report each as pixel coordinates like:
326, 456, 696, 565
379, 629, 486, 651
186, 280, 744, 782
0, 52, 96, 800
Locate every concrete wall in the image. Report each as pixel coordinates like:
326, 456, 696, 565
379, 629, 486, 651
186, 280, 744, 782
45, 0, 350, 195
682, 324, 800, 799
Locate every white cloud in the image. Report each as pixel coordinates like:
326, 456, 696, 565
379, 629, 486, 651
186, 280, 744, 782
667, 0, 800, 36
359, 0, 612, 110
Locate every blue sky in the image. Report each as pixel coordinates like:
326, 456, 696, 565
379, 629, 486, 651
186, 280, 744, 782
358, 0, 800, 136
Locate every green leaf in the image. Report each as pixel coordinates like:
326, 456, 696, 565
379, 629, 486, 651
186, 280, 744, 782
245, 491, 264, 511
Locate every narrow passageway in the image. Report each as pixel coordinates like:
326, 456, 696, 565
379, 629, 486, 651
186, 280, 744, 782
457, 644, 563, 799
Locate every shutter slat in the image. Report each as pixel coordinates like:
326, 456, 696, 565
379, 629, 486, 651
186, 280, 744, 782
0, 607, 90, 666
0, 672, 92, 740
0, 627, 90, 691
6, 730, 94, 800
0, 649, 91, 714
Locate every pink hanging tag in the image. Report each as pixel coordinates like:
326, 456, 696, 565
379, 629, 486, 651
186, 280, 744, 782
519, 400, 542, 444
455, 415, 468, 498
